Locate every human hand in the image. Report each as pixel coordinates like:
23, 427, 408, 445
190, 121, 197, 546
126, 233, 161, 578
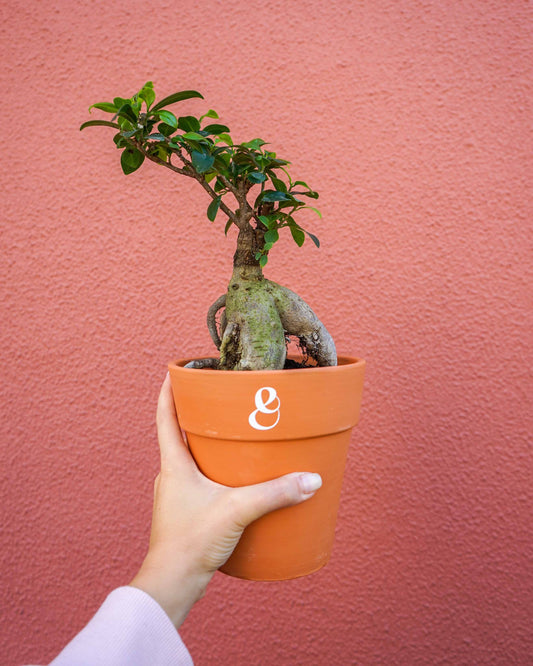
130, 374, 322, 628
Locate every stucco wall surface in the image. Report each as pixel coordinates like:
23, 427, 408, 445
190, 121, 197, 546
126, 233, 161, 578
1, 1, 531, 664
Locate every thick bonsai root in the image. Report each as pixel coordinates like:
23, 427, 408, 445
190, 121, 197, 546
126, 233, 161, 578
184, 358, 220, 369
210, 267, 336, 371
273, 284, 337, 367
207, 294, 226, 348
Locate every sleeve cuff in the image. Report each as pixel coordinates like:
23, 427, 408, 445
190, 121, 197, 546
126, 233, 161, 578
48, 586, 193, 665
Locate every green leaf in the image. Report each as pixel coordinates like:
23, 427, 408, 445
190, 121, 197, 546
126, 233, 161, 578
255, 155, 272, 170
247, 171, 267, 184
290, 226, 305, 247
212, 146, 228, 155
270, 158, 290, 167
243, 138, 267, 150
158, 122, 177, 137
80, 119, 121, 131
139, 84, 155, 109
117, 116, 133, 130
113, 97, 129, 109
224, 219, 233, 235
131, 95, 142, 115
207, 196, 221, 221
217, 133, 233, 145
307, 231, 320, 248
258, 214, 279, 230
262, 190, 292, 202
183, 131, 209, 142
120, 147, 145, 175
214, 153, 231, 176
157, 110, 178, 128
270, 176, 287, 192
117, 103, 138, 124
147, 133, 167, 141
259, 254, 268, 268
233, 163, 250, 178
152, 90, 204, 112
113, 132, 127, 148
305, 205, 322, 218
200, 109, 219, 121
191, 150, 214, 173
89, 102, 117, 113
178, 116, 201, 132
213, 176, 226, 193
264, 229, 279, 244
291, 180, 319, 199
202, 123, 230, 135
156, 145, 169, 161
233, 151, 255, 166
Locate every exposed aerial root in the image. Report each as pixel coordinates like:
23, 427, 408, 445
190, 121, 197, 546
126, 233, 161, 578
207, 294, 226, 349
272, 283, 337, 367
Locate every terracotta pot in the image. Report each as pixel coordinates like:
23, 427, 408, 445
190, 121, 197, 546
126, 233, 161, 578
168, 355, 365, 581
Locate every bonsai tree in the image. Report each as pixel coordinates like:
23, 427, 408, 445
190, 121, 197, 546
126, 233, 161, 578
80, 82, 336, 371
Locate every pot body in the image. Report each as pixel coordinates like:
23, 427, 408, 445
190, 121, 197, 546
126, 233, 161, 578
168, 355, 365, 580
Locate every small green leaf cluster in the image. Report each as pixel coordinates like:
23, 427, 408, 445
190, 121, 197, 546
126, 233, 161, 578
80, 82, 207, 174
80, 83, 322, 263
253, 178, 322, 266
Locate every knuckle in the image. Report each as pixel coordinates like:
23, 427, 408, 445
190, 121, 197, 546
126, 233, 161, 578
276, 479, 299, 506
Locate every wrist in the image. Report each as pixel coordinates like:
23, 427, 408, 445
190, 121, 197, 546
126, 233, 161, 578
130, 553, 213, 628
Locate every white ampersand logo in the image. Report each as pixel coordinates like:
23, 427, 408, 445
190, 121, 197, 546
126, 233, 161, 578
248, 386, 281, 431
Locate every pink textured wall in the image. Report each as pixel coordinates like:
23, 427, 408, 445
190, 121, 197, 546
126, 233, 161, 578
1, 1, 531, 664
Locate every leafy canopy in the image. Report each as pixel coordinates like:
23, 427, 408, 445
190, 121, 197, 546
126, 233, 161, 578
80, 82, 322, 263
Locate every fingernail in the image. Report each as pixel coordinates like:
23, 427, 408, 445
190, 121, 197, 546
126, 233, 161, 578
299, 472, 322, 494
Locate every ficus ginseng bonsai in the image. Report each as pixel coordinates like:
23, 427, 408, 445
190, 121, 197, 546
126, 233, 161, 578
80, 81, 336, 371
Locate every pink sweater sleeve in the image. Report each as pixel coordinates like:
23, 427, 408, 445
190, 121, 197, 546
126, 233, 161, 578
44, 586, 193, 666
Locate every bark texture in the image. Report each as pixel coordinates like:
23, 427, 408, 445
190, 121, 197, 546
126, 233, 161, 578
194, 265, 336, 371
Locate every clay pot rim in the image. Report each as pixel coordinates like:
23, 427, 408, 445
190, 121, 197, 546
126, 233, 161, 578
169, 354, 364, 375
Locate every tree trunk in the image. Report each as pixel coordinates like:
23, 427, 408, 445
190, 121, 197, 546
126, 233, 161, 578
198, 226, 337, 371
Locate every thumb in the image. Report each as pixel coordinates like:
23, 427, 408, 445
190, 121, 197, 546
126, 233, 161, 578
229, 472, 323, 528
